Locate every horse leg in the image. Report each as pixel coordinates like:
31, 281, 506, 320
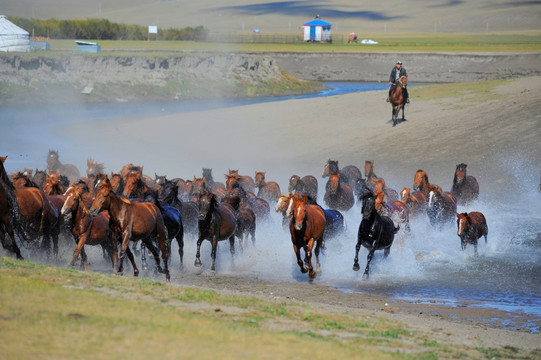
314, 237, 323, 276
0, 222, 23, 259
125, 246, 139, 277
117, 231, 131, 276
210, 236, 219, 272
80, 246, 88, 271
177, 235, 184, 270
144, 236, 168, 280
293, 243, 308, 273
71, 234, 87, 267
474, 242, 479, 257
306, 238, 316, 278
352, 239, 362, 271
384, 247, 390, 258
363, 247, 377, 279
140, 242, 148, 270
250, 222, 256, 246
194, 236, 204, 267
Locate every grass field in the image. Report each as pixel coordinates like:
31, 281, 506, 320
1, 257, 537, 359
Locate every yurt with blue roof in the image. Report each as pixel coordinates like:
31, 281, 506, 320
303, 18, 332, 43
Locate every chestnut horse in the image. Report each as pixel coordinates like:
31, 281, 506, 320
226, 169, 255, 193
254, 171, 281, 204
400, 187, 428, 220
322, 160, 363, 191
286, 193, 326, 279
413, 169, 443, 195
390, 75, 407, 127
324, 173, 354, 212
89, 177, 170, 281
61, 184, 118, 271
194, 192, 237, 271
364, 160, 381, 191
43, 170, 68, 195
451, 163, 479, 206
47, 150, 80, 182
374, 190, 410, 232
373, 178, 399, 203
353, 185, 399, 279
288, 175, 318, 201
456, 212, 488, 257
0, 156, 24, 259
11, 171, 39, 188
427, 188, 457, 229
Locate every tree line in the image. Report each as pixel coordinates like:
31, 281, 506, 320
8, 16, 208, 41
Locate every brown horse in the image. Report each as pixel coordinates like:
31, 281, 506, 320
413, 169, 443, 195
47, 150, 80, 182
109, 172, 125, 195
61, 184, 118, 271
254, 171, 281, 204
194, 192, 237, 271
427, 188, 457, 229
373, 178, 399, 203
456, 212, 488, 257
400, 187, 428, 220
32, 169, 47, 189
288, 175, 318, 201
364, 160, 381, 191
86, 158, 104, 178
451, 163, 479, 206
374, 190, 409, 232
43, 170, 67, 195
390, 75, 407, 126
286, 193, 326, 279
122, 167, 151, 199
202, 168, 226, 191
89, 177, 170, 281
322, 160, 363, 191
0, 156, 24, 259
226, 169, 255, 193
324, 173, 354, 211
11, 171, 39, 188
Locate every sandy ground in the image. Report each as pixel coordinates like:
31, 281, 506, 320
3, 76, 541, 351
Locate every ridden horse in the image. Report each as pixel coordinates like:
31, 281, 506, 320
226, 169, 255, 193
0, 156, 24, 259
254, 171, 281, 204
374, 190, 410, 232
400, 187, 428, 220
353, 186, 399, 279
61, 184, 118, 271
89, 177, 170, 281
285, 193, 326, 279
427, 187, 457, 229
194, 192, 237, 271
413, 169, 443, 195
288, 175, 318, 201
451, 163, 479, 206
390, 75, 407, 126
456, 212, 488, 257
324, 173, 354, 212
43, 170, 68, 195
47, 150, 81, 182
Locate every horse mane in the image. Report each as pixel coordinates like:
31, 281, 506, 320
328, 160, 340, 175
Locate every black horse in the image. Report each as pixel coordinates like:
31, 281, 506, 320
353, 186, 399, 279
159, 178, 199, 237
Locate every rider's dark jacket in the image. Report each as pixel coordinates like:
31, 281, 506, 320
389, 66, 407, 84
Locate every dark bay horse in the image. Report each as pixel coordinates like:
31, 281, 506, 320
427, 188, 457, 229
285, 193, 326, 279
47, 150, 80, 182
288, 175, 318, 201
0, 156, 24, 259
390, 75, 407, 127
194, 192, 237, 272
324, 173, 354, 212
89, 177, 170, 281
254, 171, 281, 204
451, 163, 479, 206
353, 186, 399, 279
456, 211, 488, 257
61, 184, 118, 271
323, 160, 363, 192
159, 178, 199, 237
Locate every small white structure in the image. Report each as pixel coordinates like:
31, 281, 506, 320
303, 19, 332, 43
0, 15, 30, 52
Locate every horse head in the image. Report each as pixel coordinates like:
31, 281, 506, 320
287, 193, 307, 230
413, 169, 428, 192
399, 75, 408, 87
197, 192, 216, 221
456, 212, 469, 237
61, 185, 85, 218
322, 159, 339, 178
454, 163, 468, 184
374, 190, 385, 212
364, 160, 375, 178
328, 173, 341, 195
47, 150, 60, 170
400, 187, 411, 202
275, 193, 291, 214
86, 158, 104, 178
90, 176, 112, 216
254, 171, 266, 187
225, 173, 240, 191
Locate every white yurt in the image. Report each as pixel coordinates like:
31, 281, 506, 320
0, 15, 31, 52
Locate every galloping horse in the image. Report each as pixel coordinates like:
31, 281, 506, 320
11, 172, 39, 188
322, 160, 362, 191
254, 171, 281, 204
451, 163, 479, 206
390, 75, 407, 126
226, 169, 255, 193
194, 192, 237, 271
61, 184, 118, 271
456, 212, 488, 257
86, 158, 104, 178
427, 188, 457, 229
286, 193, 326, 279
400, 187, 428, 220
374, 190, 410, 232
353, 186, 399, 279
43, 170, 68, 195
202, 168, 226, 191
89, 177, 170, 281
47, 150, 80, 182
373, 178, 399, 203
0, 156, 24, 259
324, 173, 354, 212
364, 160, 381, 191
109, 172, 125, 195
288, 175, 318, 201
413, 169, 443, 195
159, 178, 199, 236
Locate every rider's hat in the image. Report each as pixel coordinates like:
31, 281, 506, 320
396, 60, 402, 65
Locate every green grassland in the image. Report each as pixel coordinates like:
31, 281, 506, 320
1, 257, 537, 359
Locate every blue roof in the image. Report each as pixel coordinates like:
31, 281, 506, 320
303, 19, 332, 26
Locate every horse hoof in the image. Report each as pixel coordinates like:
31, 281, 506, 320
362, 273, 369, 280
194, 259, 202, 267
309, 271, 317, 279
134, 271, 139, 277
353, 264, 360, 271
300, 267, 308, 274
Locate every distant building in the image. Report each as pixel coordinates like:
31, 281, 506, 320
303, 19, 332, 43
75, 40, 101, 53
0, 15, 31, 52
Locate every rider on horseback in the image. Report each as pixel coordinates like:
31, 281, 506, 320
386, 61, 409, 104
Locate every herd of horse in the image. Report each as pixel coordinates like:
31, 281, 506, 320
1, 150, 489, 282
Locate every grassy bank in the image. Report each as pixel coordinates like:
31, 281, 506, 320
0, 257, 537, 359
